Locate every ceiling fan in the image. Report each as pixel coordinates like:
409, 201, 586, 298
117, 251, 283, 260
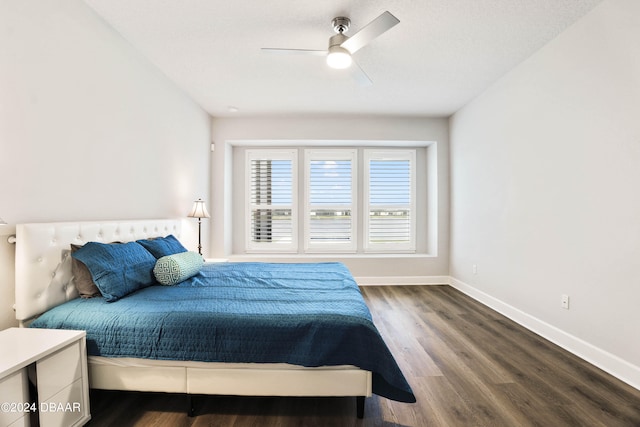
261, 11, 400, 86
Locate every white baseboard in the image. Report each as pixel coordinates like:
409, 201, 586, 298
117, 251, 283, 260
449, 276, 640, 391
355, 276, 449, 286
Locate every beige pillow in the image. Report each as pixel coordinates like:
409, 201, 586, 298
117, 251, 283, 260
70, 244, 102, 298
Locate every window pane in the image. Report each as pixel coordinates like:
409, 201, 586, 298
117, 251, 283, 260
366, 152, 415, 251
369, 160, 411, 205
250, 160, 292, 205
309, 160, 352, 205
251, 208, 293, 244
305, 152, 356, 251
309, 209, 352, 242
248, 152, 296, 251
368, 209, 411, 244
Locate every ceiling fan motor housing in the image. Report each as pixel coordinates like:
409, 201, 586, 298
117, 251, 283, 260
331, 17, 351, 34
329, 33, 348, 49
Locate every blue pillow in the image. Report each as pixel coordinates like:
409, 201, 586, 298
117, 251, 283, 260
136, 235, 187, 259
153, 251, 204, 285
71, 241, 157, 302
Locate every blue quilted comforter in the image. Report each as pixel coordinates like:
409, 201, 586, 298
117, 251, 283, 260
30, 262, 415, 403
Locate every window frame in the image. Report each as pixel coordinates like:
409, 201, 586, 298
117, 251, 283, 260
245, 148, 298, 253
242, 145, 420, 255
363, 149, 417, 253
303, 149, 358, 253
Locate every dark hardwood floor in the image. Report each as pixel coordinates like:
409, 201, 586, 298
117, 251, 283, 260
86, 285, 640, 426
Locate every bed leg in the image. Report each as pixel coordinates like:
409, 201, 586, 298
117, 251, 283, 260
187, 394, 195, 417
356, 396, 365, 419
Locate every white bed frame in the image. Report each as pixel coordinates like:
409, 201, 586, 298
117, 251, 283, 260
14, 219, 371, 417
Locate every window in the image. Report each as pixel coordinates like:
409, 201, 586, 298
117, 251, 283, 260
304, 150, 357, 252
244, 147, 417, 254
364, 150, 416, 252
246, 149, 297, 252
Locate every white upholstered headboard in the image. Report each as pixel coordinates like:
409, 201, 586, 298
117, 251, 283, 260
14, 219, 190, 324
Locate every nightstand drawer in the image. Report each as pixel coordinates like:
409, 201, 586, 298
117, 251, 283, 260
37, 341, 81, 402
39, 379, 84, 427
0, 369, 29, 427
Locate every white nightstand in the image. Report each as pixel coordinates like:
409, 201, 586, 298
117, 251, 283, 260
0, 328, 91, 427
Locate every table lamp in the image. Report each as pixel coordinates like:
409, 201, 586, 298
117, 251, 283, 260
187, 199, 210, 255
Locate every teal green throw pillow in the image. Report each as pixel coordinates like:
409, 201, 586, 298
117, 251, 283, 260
153, 251, 204, 285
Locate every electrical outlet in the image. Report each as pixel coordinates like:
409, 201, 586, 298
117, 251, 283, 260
472, 264, 477, 275
561, 294, 570, 309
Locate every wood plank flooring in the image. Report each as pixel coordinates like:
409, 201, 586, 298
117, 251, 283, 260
86, 285, 640, 426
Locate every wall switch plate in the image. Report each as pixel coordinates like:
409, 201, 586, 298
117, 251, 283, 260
473, 264, 477, 275
561, 294, 570, 309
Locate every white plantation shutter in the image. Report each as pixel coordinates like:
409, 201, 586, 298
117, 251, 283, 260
243, 146, 421, 254
304, 149, 357, 252
246, 149, 297, 252
364, 150, 416, 252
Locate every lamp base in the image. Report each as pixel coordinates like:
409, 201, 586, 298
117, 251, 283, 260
197, 218, 203, 255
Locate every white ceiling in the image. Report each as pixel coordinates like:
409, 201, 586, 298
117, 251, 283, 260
84, 0, 602, 118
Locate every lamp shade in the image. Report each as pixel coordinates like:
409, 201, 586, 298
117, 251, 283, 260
326, 46, 352, 69
0, 217, 6, 225
188, 199, 210, 219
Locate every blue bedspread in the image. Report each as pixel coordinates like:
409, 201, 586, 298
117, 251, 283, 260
30, 262, 415, 403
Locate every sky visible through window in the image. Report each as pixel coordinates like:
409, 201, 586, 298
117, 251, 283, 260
309, 160, 351, 205
369, 159, 411, 206
268, 159, 411, 205
266, 160, 292, 205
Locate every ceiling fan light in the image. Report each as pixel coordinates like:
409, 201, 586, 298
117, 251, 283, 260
326, 47, 352, 69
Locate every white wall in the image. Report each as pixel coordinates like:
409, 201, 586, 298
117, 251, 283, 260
0, 0, 211, 329
449, 0, 640, 388
210, 116, 450, 280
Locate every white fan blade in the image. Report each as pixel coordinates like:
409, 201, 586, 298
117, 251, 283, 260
261, 48, 327, 56
341, 11, 400, 54
350, 60, 373, 87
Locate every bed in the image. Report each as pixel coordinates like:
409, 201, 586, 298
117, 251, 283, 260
14, 219, 415, 418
